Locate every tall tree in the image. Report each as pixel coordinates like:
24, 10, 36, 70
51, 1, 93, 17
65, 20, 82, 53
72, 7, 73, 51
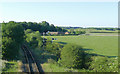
2, 21, 24, 59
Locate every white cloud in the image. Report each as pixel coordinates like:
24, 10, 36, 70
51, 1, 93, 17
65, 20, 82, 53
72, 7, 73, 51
0, 0, 119, 2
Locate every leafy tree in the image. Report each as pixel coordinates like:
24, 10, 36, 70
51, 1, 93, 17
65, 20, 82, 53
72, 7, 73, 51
25, 29, 33, 34
2, 21, 24, 59
2, 37, 19, 59
70, 28, 75, 34
25, 31, 42, 48
75, 30, 86, 35
19, 22, 28, 30
41, 21, 50, 32
49, 24, 57, 32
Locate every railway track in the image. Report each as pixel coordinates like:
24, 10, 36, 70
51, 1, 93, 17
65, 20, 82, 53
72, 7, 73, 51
22, 45, 40, 73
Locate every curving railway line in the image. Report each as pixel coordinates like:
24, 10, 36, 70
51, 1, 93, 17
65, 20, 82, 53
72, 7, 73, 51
22, 44, 40, 73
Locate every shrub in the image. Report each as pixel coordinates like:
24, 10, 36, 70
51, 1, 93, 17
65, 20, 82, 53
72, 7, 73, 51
25, 29, 33, 34
47, 59, 56, 64
89, 56, 118, 72
60, 44, 90, 69
45, 40, 62, 60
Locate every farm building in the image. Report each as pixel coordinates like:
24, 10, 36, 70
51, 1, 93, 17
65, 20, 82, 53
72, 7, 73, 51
49, 32, 59, 35
48, 32, 65, 35
65, 32, 70, 34
45, 31, 70, 35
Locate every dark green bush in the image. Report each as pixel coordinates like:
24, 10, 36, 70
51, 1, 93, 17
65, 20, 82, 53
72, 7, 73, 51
2, 37, 19, 59
60, 44, 90, 69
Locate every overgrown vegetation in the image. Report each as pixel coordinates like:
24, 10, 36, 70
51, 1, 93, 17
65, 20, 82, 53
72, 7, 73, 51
2, 61, 19, 72
89, 56, 118, 72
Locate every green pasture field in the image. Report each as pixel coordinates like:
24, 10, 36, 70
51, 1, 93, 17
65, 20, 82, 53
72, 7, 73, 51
88, 33, 119, 36
45, 35, 118, 57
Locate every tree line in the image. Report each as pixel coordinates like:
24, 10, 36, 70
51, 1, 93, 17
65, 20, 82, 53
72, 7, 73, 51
87, 27, 119, 31
69, 28, 86, 35
19, 21, 67, 33
62, 27, 119, 31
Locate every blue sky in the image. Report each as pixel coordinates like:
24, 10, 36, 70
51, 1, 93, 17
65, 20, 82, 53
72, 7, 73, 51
0, 2, 118, 27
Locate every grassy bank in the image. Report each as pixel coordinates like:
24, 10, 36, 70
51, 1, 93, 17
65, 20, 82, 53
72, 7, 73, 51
2, 61, 19, 72
2, 48, 24, 72
30, 47, 94, 72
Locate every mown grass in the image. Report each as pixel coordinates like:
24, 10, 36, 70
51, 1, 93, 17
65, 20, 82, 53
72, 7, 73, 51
45, 35, 118, 56
89, 33, 118, 36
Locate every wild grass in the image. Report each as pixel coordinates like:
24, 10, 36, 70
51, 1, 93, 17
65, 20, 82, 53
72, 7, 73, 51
2, 61, 18, 72
42, 63, 90, 72
1, 48, 24, 72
